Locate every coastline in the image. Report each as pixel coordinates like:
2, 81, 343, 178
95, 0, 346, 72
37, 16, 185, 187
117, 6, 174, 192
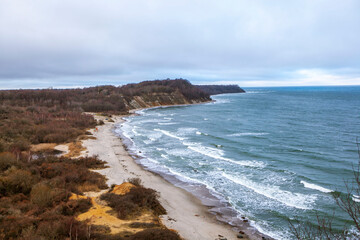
82, 113, 267, 240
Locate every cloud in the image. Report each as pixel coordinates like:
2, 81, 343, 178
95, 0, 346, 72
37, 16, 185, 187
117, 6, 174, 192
0, 0, 359, 88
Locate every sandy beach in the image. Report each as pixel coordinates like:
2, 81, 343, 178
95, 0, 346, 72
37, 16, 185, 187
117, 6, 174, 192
82, 115, 264, 240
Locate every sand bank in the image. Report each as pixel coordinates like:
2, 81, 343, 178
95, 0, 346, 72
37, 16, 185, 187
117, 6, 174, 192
82, 115, 265, 240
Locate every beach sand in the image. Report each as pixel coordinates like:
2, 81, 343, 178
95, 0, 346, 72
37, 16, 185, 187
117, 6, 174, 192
82, 115, 261, 240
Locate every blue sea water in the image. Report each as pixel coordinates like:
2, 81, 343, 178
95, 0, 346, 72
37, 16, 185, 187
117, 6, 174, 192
117, 86, 360, 239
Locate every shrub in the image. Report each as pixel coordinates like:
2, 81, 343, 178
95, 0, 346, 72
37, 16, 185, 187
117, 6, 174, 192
127, 177, 142, 187
30, 183, 67, 208
129, 187, 166, 216
0, 216, 37, 240
9, 138, 30, 151
100, 186, 166, 219
60, 198, 92, 216
0, 139, 7, 152
30, 183, 53, 208
130, 228, 182, 240
2, 167, 35, 195
100, 192, 139, 219
0, 152, 16, 171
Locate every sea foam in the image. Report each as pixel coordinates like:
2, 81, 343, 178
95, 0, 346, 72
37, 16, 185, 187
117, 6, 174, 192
300, 180, 333, 193
154, 129, 185, 141
229, 132, 269, 137
223, 173, 316, 210
186, 143, 265, 168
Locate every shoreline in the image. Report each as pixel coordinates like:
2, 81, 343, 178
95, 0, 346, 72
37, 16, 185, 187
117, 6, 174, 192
82, 113, 268, 240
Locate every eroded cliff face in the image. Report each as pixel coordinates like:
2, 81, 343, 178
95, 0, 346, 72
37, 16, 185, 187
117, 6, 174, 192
123, 90, 209, 110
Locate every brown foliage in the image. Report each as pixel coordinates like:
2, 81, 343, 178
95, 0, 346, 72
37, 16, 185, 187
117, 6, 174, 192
0, 167, 36, 195
0, 152, 16, 171
100, 185, 166, 219
0, 155, 107, 239
130, 228, 182, 240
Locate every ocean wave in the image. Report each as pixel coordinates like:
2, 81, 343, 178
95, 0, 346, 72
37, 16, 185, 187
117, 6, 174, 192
167, 168, 205, 185
352, 195, 360, 203
229, 132, 269, 137
177, 127, 198, 136
223, 173, 316, 210
186, 143, 266, 168
210, 99, 230, 104
154, 129, 185, 141
195, 131, 208, 136
300, 180, 333, 193
158, 122, 177, 125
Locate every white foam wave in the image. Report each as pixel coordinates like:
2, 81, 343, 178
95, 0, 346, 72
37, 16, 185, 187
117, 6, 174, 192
223, 173, 315, 210
212, 99, 230, 104
167, 168, 204, 185
186, 144, 265, 168
196, 131, 202, 135
300, 181, 333, 193
154, 129, 185, 141
229, 132, 269, 137
158, 122, 176, 125
164, 117, 173, 120
352, 195, 360, 202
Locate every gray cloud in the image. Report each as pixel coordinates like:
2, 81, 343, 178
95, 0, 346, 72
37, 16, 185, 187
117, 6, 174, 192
0, 0, 359, 88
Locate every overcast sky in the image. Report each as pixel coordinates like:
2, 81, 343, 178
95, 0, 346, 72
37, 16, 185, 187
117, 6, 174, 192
0, 0, 359, 89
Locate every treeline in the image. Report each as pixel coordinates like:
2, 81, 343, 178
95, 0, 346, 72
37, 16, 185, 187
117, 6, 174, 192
0, 79, 212, 152
0, 79, 211, 114
195, 84, 245, 95
0, 105, 97, 153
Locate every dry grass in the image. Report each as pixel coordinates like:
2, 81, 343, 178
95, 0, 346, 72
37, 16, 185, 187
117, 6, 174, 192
30, 143, 57, 152
78, 182, 102, 193
64, 141, 85, 158
78, 135, 97, 141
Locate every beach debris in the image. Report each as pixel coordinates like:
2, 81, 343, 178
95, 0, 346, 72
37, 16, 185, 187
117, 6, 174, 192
215, 235, 227, 240
237, 234, 244, 238
167, 217, 177, 222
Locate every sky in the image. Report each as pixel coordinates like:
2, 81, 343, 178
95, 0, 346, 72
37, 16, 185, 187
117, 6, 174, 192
0, 0, 359, 89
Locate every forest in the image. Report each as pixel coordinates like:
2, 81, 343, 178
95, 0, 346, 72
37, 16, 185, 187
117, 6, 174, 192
195, 84, 245, 95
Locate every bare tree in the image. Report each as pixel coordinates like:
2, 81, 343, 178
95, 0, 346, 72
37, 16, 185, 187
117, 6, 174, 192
289, 139, 360, 240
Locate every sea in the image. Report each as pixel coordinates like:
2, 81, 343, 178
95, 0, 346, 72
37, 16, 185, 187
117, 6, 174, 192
116, 86, 360, 239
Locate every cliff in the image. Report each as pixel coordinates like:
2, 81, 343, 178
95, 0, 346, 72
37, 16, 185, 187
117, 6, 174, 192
0, 79, 211, 114
195, 84, 245, 95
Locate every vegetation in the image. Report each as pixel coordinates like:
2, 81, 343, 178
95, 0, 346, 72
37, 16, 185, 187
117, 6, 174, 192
195, 84, 245, 95
100, 186, 166, 220
0, 154, 107, 239
130, 228, 181, 240
0, 105, 96, 152
0, 79, 211, 114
